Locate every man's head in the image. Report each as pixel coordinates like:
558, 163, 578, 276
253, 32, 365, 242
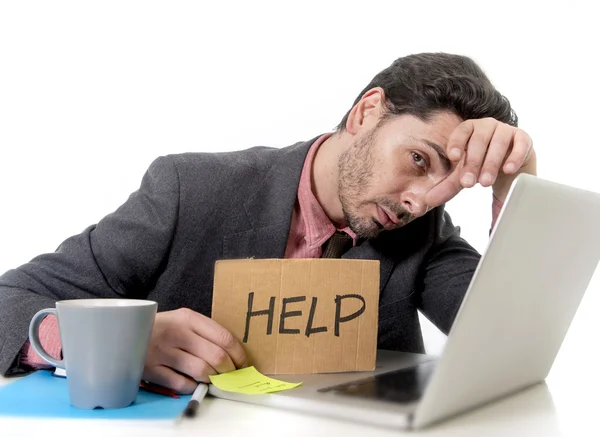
334, 53, 517, 239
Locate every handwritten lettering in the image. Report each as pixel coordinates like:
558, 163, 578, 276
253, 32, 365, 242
243, 292, 275, 343
243, 292, 366, 342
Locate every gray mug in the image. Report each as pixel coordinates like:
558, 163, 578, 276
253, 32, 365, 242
29, 299, 157, 409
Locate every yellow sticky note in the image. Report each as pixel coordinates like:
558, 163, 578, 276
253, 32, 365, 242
209, 366, 302, 395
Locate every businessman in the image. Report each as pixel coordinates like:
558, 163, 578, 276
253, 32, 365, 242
0, 52, 536, 393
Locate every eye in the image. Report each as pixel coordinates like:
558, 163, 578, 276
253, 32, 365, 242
411, 152, 428, 170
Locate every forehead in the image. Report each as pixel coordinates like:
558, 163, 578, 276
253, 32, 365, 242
378, 111, 463, 151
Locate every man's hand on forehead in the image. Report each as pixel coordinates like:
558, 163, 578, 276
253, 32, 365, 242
424, 118, 534, 208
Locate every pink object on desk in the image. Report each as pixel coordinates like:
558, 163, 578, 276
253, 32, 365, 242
21, 315, 61, 368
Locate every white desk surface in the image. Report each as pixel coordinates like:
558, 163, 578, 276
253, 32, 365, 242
2, 272, 599, 437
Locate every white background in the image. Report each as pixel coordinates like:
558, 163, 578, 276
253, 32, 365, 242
0, 1, 598, 355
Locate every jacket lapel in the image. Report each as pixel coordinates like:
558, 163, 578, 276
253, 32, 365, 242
342, 241, 395, 294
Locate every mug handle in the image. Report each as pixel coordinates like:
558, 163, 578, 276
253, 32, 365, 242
29, 308, 65, 369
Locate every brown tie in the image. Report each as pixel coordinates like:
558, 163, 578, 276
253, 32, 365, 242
321, 231, 353, 258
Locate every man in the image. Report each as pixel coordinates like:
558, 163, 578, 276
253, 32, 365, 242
0, 52, 536, 394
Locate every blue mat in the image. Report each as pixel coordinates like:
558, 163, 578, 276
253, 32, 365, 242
0, 370, 191, 419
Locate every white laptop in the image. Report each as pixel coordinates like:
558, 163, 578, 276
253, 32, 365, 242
209, 174, 600, 430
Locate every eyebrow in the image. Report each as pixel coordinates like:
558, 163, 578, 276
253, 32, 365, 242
410, 137, 452, 172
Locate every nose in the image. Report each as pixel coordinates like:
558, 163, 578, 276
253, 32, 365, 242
400, 192, 428, 217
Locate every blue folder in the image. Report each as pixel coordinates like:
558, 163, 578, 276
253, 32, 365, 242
0, 370, 191, 419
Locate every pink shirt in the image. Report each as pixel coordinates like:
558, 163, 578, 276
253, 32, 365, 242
22, 135, 503, 368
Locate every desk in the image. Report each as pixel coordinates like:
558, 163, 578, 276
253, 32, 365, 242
2, 272, 599, 437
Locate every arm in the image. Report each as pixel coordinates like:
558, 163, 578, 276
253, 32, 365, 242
0, 156, 180, 375
417, 212, 481, 334
420, 120, 536, 331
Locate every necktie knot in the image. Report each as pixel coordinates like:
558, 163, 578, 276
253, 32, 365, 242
321, 231, 353, 258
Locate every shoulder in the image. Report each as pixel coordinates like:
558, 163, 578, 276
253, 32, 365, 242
173, 146, 279, 169
149, 139, 314, 190
156, 145, 296, 188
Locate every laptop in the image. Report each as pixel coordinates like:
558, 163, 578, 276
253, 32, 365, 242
208, 173, 600, 430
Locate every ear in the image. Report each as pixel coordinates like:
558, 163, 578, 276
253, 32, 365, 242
345, 87, 386, 135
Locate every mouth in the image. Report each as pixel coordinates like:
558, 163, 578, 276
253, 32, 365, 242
375, 205, 400, 230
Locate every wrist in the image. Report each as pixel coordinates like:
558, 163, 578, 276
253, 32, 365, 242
493, 150, 537, 202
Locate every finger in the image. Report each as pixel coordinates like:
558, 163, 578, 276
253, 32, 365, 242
143, 365, 197, 394
186, 311, 247, 368
503, 129, 533, 173
161, 347, 218, 383
156, 311, 236, 373
460, 119, 498, 188
478, 124, 514, 187
446, 120, 475, 162
424, 160, 465, 208
180, 334, 236, 374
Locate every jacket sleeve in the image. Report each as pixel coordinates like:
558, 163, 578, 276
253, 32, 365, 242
0, 156, 180, 375
417, 211, 481, 335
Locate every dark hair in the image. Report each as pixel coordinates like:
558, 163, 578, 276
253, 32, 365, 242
336, 52, 518, 131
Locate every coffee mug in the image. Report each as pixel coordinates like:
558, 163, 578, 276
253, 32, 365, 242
29, 299, 157, 409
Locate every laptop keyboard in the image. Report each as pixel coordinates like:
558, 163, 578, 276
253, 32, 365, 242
317, 360, 436, 403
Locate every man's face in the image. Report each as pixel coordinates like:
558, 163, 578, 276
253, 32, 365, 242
338, 111, 462, 239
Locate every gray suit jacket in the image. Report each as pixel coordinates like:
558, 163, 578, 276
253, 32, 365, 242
0, 137, 481, 375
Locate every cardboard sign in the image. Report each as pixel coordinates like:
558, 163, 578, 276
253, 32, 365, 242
211, 258, 380, 374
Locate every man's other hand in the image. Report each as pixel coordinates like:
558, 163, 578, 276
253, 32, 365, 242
425, 118, 534, 207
